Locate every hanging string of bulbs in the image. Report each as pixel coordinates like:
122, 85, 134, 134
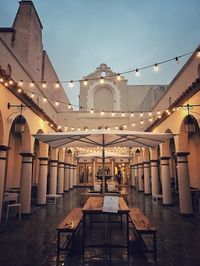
0, 48, 200, 131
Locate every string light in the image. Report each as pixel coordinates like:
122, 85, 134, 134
140, 120, 144, 125
154, 63, 159, 72
4, 82, 8, 87
84, 79, 88, 86
57, 125, 61, 130
140, 112, 143, 117
9, 80, 14, 85
121, 112, 125, 117
101, 110, 104, 115
0, 78, 4, 82
68, 104, 72, 109
42, 81, 47, 88
197, 48, 200, 57
100, 76, 104, 84
175, 56, 179, 64
157, 110, 161, 115
131, 112, 134, 117
31, 92, 35, 98
30, 81, 34, 87
135, 68, 140, 77
43, 97, 47, 102
112, 112, 115, 116
69, 80, 74, 87
117, 73, 121, 81
55, 101, 59, 106
17, 87, 22, 93
90, 109, 94, 114
18, 80, 23, 86
148, 112, 152, 116
55, 81, 60, 88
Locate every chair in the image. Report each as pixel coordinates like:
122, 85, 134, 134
4, 192, 21, 222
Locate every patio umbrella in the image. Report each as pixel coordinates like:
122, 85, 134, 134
33, 129, 176, 193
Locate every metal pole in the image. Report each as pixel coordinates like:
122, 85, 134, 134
102, 134, 105, 194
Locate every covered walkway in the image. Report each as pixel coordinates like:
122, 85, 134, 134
0, 187, 200, 266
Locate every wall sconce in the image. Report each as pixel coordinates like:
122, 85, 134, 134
7, 102, 26, 133
184, 115, 196, 134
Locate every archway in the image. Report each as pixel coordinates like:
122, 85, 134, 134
6, 116, 31, 189
179, 115, 200, 188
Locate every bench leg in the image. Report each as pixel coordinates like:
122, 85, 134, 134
56, 231, 61, 260
154, 232, 157, 262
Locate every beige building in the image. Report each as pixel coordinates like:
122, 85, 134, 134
0, 0, 200, 223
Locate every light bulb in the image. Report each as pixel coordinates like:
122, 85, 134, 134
100, 76, 104, 84
68, 104, 72, 109
0, 78, 4, 82
31, 92, 35, 98
69, 80, 74, 87
30, 81, 34, 87
43, 98, 47, 102
117, 73, 121, 81
121, 112, 125, 117
9, 80, 14, 85
111, 112, 115, 116
140, 112, 143, 117
90, 109, 94, 114
83, 79, 88, 86
42, 81, 46, 88
55, 101, 59, 106
149, 112, 152, 116
55, 81, 60, 88
131, 112, 134, 117
18, 80, 23, 86
132, 123, 135, 127
135, 68, 140, 77
101, 110, 104, 115
154, 63, 159, 72
17, 88, 22, 93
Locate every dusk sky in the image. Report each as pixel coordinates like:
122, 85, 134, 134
0, 0, 199, 107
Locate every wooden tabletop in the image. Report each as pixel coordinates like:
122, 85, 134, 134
82, 196, 129, 213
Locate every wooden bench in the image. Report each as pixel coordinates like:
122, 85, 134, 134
56, 207, 83, 259
129, 208, 157, 261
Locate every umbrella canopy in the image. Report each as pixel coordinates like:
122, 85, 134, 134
33, 129, 175, 149
33, 129, 176, 194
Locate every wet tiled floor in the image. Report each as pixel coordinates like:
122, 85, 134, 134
0, 187, 200, 266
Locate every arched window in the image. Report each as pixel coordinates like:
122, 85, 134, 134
7, 64, 12, 77
198, 64, 200, 78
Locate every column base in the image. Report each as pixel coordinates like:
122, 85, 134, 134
144, 193, 151, 195
64, 189, 69, 192
139, 190, 144, 192
36, 203, 47, 206
163, 203, 173, 207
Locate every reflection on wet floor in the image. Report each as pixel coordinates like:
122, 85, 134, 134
0, 187, 200, 266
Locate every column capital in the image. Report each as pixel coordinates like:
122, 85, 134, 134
0, 145, 10, 151
150, 159, 158, 162
174, 152, 190, 157
20, 152, 35, 158
49, 159, 58, 163
160, 156, 170, 160
38, 157, 48, 161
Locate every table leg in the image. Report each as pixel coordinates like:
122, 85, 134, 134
126, 213, 129, 258
82, 213, 86, 257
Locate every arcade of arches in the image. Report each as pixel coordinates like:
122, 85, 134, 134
1, 105, 200, 221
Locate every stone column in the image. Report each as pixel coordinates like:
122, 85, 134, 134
130, 165, 133, 187
161, 156, 172, 206
92, 159, 96, 184
49, 160, 58, 195
0, 145, 10, 222
176, 152, 193, 215
74, 164, 77, 186
19, 152, 35, 214
58, 161, 65, 194
37, 157, 48, 205
138, 163, 144, 192
64, 163, 70, 191
111, 160, 115, 181
69, 164, 74, 189
134, 164, 139, 190
132, 164, 136, 188
151, 160, 159, 196
143, 161, 151, 194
